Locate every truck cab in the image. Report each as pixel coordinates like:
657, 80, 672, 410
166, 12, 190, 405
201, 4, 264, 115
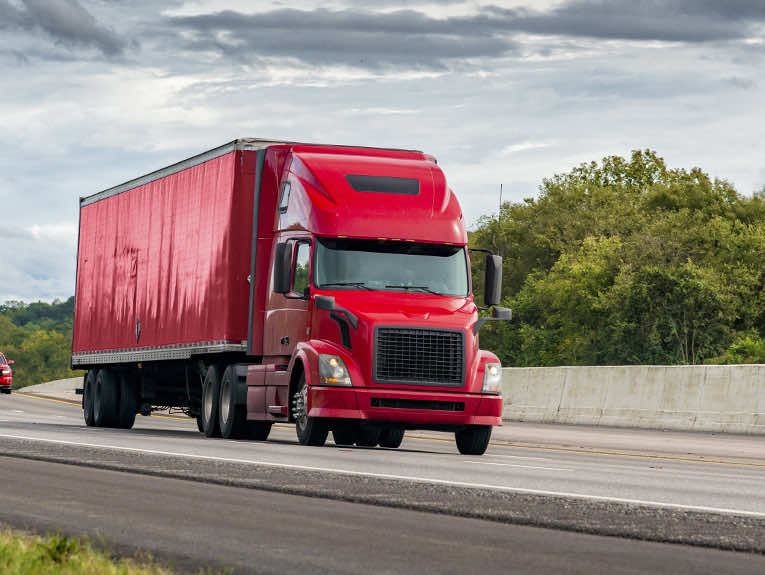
227, 146, 510, 454
0, 352, 14, 393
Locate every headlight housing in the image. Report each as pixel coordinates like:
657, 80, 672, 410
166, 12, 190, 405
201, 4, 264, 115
482, 362, 502, 394
318, 354, 352, 386
1, 369, 10, 376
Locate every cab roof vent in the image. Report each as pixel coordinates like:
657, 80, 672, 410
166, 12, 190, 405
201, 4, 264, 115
345, 175, 420, 195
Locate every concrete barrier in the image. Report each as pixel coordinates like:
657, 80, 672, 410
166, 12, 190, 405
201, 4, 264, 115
501, 365, 765, 434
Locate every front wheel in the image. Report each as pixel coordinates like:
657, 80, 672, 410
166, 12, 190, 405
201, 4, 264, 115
293, 373, 328, 446
455, 425, 492, 455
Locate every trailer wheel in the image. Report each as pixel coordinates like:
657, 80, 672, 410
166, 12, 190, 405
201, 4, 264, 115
116, 373, 137, 429
219, 365, 251, 439
293, 373, 328, 446
455, 425, 492, 455
201, 365, 222, 437
196, 414, 205, 433
93, 369, 118, 427
379, 428, 405, 449
83, 370, 96, 427
355, 426, 380, 447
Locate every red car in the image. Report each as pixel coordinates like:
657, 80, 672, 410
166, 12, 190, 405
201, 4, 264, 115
0, 352, 14, 394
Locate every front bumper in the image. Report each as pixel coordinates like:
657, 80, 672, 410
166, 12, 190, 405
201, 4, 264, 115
308, 386, 502, 427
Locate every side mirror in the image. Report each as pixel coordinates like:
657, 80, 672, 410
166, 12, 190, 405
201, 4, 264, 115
315, 295, 336, 311
7, 360, 14, 365
273, 242, 292, 293
492, 307, 512, 320
484, 254, 503, 307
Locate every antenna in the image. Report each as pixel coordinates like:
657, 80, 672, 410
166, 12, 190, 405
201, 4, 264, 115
498, 184, 503, 216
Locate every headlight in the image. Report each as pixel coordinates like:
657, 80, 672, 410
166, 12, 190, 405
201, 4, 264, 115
482, 362, 502, 394
1, 369, 9, 376
318, 354, 352, 386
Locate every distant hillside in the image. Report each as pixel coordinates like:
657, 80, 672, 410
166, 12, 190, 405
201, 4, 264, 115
0, 297, 83, 389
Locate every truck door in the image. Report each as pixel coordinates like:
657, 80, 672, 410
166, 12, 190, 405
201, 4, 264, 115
263, 238, 312, 357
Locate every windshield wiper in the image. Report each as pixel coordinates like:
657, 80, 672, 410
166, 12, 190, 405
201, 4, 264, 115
385, 285, 442, 295
319, 282, 373, 291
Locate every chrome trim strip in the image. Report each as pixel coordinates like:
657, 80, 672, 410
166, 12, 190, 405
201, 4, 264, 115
71, 341, 248, 366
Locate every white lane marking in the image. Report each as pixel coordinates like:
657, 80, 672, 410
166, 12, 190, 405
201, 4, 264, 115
485, 454, 553, 462
0, 432, 763, 519
464, 460, 571, 471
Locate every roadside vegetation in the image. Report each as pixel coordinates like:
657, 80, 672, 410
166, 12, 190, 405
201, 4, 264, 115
0, 297, 83, 388
0, 529, 184, 575
471, 149, 765, 366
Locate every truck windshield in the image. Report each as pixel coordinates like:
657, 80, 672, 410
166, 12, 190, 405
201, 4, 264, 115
314, 238, 469, 296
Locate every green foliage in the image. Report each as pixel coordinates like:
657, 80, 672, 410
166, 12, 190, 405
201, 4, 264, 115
471, 150, 765, 366
0, 529, 189, 574
0, 297, 83, 388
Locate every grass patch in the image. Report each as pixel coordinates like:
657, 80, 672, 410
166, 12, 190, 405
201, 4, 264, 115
0, 529, 200, 575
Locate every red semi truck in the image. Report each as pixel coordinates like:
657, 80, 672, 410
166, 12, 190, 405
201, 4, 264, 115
72, 138, 511, 454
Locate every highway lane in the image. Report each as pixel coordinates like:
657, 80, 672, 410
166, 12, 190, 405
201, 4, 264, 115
1, 393, 764, 516
2, 454, 764, 575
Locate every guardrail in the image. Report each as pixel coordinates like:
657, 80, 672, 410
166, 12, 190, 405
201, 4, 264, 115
501, 365, 765, 434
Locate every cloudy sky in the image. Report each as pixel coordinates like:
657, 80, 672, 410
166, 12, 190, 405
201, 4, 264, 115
1, 0, 764, 301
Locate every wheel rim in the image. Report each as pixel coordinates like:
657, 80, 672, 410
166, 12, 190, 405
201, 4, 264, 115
203, 380, 213, 423
220, 375, 231, 425
293, 383, 308, 431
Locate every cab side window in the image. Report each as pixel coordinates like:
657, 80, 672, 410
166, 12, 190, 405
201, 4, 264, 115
292, 242, 310, 297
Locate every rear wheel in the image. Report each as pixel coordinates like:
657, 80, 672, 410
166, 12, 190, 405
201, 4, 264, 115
378, 428, 405, 449
93, 369, 118, 427
219, 365, 250, 439
196, 413, 205, 433
455, 425, 492, 455
248, 421, 272, 441
293, 373, 328, 446
83, 370, 96, 426
201, 365, 222, 438
117, 373, 137, 429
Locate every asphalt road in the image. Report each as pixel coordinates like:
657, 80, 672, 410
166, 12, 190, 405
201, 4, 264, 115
1, 393, 764, 573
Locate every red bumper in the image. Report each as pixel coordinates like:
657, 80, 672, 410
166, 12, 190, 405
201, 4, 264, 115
309, 386, 502, 427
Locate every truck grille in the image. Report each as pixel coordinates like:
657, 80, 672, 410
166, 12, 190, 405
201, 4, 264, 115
373, 327, 465, 387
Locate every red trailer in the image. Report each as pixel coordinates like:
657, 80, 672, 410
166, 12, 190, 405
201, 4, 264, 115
72, 139, 510, 454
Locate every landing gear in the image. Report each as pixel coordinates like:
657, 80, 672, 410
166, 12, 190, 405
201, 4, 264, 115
293, 372, 328, 446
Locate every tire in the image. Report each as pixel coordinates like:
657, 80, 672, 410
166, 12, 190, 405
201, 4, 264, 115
355, 426, 380, 447
248, 421, 272, 441
219, 366, 251, 439
93, 369, 118, 427
455, 425, 492, 455
201, 365, 222, 438
196, 413, 205, 433
1, 388, 10, 395
116, 373, 137, 429
293, 372, 328, 446
332, 423, 356, 446
83, 370, 96, 426
379, 428, 405, 449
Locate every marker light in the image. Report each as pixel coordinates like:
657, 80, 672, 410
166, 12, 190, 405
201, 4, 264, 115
318, 354, 352, 386
482, 362, 502, 394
